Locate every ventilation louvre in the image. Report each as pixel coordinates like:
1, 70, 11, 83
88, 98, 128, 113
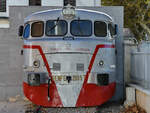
76, 63, 84, 71
97, 74, 109, 86
53, 63, 61, 71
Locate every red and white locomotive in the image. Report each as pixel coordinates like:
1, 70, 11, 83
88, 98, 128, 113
19, 5, 118, 108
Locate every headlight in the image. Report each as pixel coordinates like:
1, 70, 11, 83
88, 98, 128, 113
28, 73, 40, 86
33, 60, 40, 68
62, 4, 75, 19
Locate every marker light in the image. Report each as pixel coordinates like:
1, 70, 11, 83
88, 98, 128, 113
62, 4, 75, 19
99, 60, 104, 66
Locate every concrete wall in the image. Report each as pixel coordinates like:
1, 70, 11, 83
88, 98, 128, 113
136, 89, 150, 113
0, 28, 23, 100
124, 40, 137, 83
0, 6, 123, 101
0, 0, 28, 17
0, 0, 101, 17
129, 84, 150, 113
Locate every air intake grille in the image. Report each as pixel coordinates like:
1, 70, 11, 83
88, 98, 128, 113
76, 63, 84, 71
53, 63, 61, 71
97, 74, 109, 86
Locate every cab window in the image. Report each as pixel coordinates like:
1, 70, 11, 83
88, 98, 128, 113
71, 20, 92, 36
31, 21, 44, 37
23, 24, 30, 39
46, 20, 67, 36
94, 21, 107, 37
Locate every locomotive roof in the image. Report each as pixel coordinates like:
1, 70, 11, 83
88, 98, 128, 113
24, 8, 113, 23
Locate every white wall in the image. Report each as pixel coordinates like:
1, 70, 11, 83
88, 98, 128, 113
8, 0, 29, 6
42, 0, 63, 6
0, 0, 101, 17
7, 0, 101, 6
76, 0, 101, 6
42, 0, 101, 6
95, 0, 101, 6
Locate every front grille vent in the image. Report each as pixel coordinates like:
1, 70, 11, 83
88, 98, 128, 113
97, 74, 109, 86
76, 63, 84, 71
53, 63, 61, 71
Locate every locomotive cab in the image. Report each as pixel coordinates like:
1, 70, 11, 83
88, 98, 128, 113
20, 6, 117, 107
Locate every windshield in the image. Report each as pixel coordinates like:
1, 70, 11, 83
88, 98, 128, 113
23, 24, 30, 39
94, 21, 107, 37
71, 20, 92, 36
46, 20, 67, 36
31, 21, 44, 37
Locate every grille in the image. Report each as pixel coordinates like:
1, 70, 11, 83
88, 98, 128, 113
28, 73, 40, 86
97, 74, 109, 86
76, 63, 84, 71
53, 63, 61, 71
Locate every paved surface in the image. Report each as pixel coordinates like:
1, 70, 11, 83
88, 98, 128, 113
0, 101, 25, 113
0, 100, 124, 113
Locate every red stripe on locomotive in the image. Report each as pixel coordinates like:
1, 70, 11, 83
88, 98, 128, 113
23, 44, 116, 107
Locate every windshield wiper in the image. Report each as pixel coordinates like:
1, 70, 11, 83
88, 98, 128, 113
48, 17, 60, 32
77, 18, 84, 35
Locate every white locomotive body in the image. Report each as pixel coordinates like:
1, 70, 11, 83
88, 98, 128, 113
20, 7, 117, 107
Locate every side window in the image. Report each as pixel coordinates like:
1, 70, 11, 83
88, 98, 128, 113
108, 23, 116, 36
94, 21, 107, 37
31, 21, 44, 37
23, 24, 30, 39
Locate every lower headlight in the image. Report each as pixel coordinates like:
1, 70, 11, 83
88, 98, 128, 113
28, 73, 40, 86
33, 60, 40, 68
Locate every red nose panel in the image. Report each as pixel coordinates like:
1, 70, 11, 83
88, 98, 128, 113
76, 82, 116, 107
23, 44, 115, 107
23, 82, 116, 107
23, 82, 63, 107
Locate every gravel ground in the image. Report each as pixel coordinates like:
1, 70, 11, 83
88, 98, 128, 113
97, 102, 124, 113
0, 100, 124, 113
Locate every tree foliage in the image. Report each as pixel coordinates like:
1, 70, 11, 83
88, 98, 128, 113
102, 0, 150, 40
